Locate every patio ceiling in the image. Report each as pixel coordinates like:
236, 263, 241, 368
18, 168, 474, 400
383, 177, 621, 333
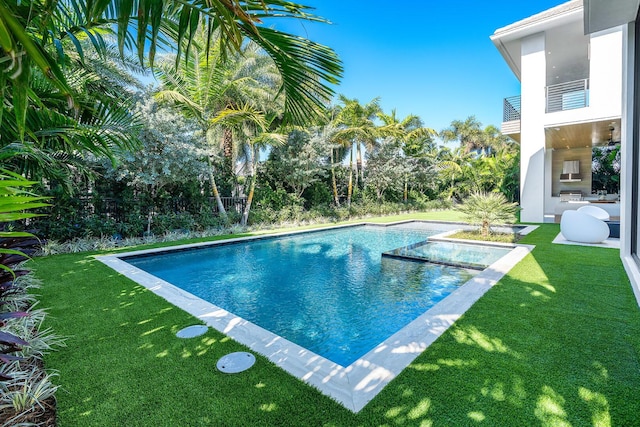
545, 119, 621, 150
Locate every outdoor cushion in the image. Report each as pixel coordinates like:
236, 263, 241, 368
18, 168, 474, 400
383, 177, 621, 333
560, 210, 610, 244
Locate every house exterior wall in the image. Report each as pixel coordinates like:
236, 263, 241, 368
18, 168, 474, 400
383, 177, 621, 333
543, 28, 623, 128
590, 28, 624, 118
519, 33, 547, 223
567, 0, 640, 304
512, 24, 623, 223
620, 21, 640, 305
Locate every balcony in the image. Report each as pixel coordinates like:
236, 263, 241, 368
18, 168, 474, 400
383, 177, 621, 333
501, 95, 521, 139
546, 78, 589, 113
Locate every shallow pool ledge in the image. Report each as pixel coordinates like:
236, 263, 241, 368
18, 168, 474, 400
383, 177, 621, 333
97, 229, 534, 413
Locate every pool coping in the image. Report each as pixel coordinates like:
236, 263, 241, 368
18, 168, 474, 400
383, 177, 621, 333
96, 221, 536, 413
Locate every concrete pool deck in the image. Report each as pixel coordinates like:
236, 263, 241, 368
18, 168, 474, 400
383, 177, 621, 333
97, 221, 536, 412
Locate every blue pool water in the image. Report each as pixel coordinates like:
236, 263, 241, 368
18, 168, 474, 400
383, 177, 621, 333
126, 225, 479, 366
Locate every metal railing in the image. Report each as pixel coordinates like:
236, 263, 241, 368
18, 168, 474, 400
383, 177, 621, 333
546, 78, 589, 113
503, 95, 521, 122
212, 196, 247, 213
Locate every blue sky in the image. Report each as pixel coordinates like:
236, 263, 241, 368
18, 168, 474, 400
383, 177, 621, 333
270, 0, 566, 133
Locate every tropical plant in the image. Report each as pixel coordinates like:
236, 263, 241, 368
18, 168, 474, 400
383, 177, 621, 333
306, 120, 341, 206
0, 40, 143, 189
0, 365, 59, 425
0, 0, 342, 140
592, 145, 621, 194
105, 96, 209, 204
455, 192, 519, 238
440, 116, 486, 154
332, 96, 383, 205
469, 149, 520, 202
364, 138, 407, 201
436, 146, 471, 201
0, 170, 49, 377
265, 128, 328, 199
377, 109, 436, 202
211, 104, 286, 226
0, 171, 62, 426
155, 33, 284, 217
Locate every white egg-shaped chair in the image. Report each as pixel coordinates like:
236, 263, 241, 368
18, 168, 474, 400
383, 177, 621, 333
577, 205, 611, 221
560, 210, 610, 244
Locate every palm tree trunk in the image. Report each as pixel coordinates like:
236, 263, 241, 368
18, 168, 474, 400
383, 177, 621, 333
223, 128, 234, 193
240, 170, 255, 226
207, 156, 227, 219
403, 178, 408, 203
353, 142, 359, 191
347, 152, 353, 207
223, 128, 234, 159
356, 142, 364, 188
450, 173, 455, 201
330, 148, 340, 206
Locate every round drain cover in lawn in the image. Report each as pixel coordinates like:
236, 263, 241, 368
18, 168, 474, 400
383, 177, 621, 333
176, 325, 208, 338
217, 352, 256, 373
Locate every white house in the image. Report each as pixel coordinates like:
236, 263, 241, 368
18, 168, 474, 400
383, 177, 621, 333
582, 0, 640, 304
491, 0, 623, 224
493, 0, 640, 304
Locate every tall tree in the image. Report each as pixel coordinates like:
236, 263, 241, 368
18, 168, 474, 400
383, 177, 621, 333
436, 146, 472, 201
440, 116, 485, 154
212, 106, 285, 225
155, 35, 282, 218
211, 40, 283, 188
265, 128, 328, 199
105, 96, 208, 202
365, 138, 407, 201
377, 109, 435, 202
333, 96, 382, 206
155, 42, 230, 217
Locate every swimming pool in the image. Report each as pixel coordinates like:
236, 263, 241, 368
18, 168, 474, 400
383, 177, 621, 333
99, 221, 535, 412
124, 225, 475, 366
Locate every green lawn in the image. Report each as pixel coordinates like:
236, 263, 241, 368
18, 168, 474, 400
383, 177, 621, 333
33, 213, 640, 426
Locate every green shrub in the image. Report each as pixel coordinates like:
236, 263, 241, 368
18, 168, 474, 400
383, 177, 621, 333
152, 212, 197, 234
455, 192, 519, 237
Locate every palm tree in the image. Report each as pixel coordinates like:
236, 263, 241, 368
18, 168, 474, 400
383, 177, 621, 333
332, 96, 382, 206
0, 0, 342, 139
314, 106, 343, 206
440, 116, 486, 154
211, 105, 285, 226
155, 33, 283, 219
436, 146, 472, 202
155, 45, 228, 217
377, 109, 435, 202
0, 40, 143, 187
212, 40, 282, 191
456, 192, 519, 238
482, 124, 520, 156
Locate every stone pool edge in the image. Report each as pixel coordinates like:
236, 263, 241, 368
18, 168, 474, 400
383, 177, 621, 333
96, 221, 536, 412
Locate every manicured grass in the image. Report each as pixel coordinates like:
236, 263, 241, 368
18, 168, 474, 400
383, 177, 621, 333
32, 215, 640, 425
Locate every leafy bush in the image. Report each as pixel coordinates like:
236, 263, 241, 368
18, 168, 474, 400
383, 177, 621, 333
302, 182, 333, 208
0, 171, 63, 425
152, 212, 197, 234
